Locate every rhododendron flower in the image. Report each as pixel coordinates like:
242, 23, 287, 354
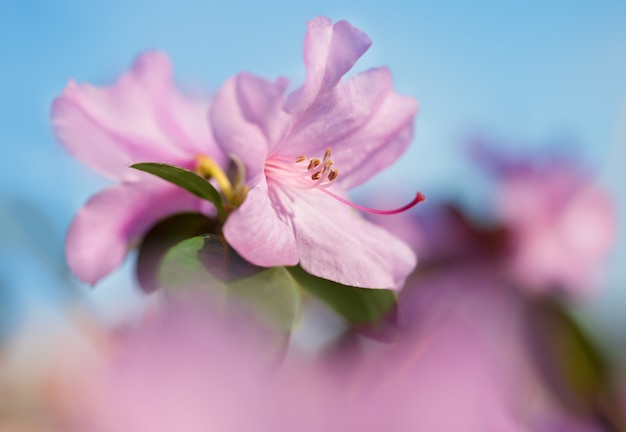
52, 52, 225, 285
210, 17, 422, 289
493, 159, 615, 297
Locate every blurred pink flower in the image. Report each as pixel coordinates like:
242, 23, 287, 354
211, 16, 421, 289
52, 52, 224, 285
397, 265, 607, 432
74, 299, 523, 432
494, 160, 615, 297
368, 193, 612, 429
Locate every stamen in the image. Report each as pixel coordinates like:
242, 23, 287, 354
322, 190, 426, 215
266, 148, 423, 216
307, 159, 321, 170
328, 169, 338, 181
323, 148, 332, 162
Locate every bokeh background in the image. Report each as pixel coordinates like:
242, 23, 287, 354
1, 0, 625, 356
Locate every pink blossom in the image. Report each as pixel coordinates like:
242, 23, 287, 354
371, 196, 611, 429
493, 159, 615, 297
52, 52, 224, 285
210, 17, 422, 289
72, 299, 523, 432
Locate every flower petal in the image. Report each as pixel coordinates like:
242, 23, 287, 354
66, 175, 207, 285
290, 188, 416, 289
286, 17, 372, 114
223, 180, 299, 267
210, 75, 288, 183
284, 67, 418, 189
52, 52, 217, 180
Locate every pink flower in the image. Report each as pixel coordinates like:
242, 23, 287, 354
396, 265, 608, 431
72, 299, 523, 432
493, 159, 615, 297
210, 17, 422, 289
52, 52, 225, 285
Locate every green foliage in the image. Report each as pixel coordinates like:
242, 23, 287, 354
158, 234, 301, 332
148, 226, 398, 335
136, 213, 218, 293
526, 298, 614, 418
287, 266, 396, 326
131, 163, 226, 220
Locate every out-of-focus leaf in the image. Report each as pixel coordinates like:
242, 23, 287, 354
525, 298, 622, 425
158, 235, 301, 332
228, 267, 301, 332
131, 163, 226, 220
287, 266, 397, 328
136, 213, 218, 293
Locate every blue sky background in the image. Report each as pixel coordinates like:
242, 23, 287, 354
1, 1, 626, 346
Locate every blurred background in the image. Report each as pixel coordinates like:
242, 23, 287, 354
1, 0, 625, 366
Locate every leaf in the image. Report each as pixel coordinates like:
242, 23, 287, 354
228, 267, 301, 332
131, 163, 226, 220
287, 266, 397, 328
525, 298, 611, 416
157, 235, 226, 292
136, 213, 218, 293
158, 235, 301, 332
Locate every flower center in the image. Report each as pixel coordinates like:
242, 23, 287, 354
265, 147, 339, 190
265, 148, 425, 215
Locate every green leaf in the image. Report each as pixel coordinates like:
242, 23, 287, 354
287, 266, 396, 326
131, 163, 226, 220
157, 234, 226, 292
136, 213, 218, 293
526, 298, 610, 416
158, 234, 301, 332
228, 267, 301, 332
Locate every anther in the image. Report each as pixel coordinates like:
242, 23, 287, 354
308, 158, 321, 170
328, 169, 338, 181
295, 155, 306, 163
320, 160, 333, 176
311, 171, 322, 180
323, 148, 332, 162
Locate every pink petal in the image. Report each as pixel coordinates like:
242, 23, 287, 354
66, 175, 207, 285
210, 76, 283, 183
290, 188, 416, 289
236, 74, 291, 152
223, 180, 299, 267
286, 17, 372, 114
284, 67, 418, 189
52, 52, 217, 180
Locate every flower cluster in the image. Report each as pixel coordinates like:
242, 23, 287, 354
53, 16, 423, 291
35, 15, 621, 432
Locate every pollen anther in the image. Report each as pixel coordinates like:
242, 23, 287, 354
308, 159, 321, 170
323, 148, 332, 162
311, 171, 322, 180
328, 169, 338, 181
295, 155, 306, 163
